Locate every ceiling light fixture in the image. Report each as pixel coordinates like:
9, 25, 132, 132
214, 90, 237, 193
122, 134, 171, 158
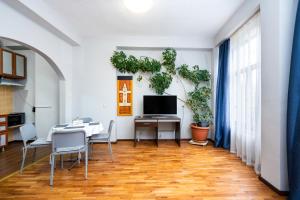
124, 0, 153, 13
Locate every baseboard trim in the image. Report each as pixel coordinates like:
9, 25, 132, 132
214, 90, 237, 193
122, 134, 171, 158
258, 176, 289, 196
116, 139, 191, 142
7, 140, 23, 144
207, 138, 215, 144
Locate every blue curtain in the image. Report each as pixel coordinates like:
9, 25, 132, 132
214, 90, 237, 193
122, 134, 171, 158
215, 39, 231, 149
287, 2, 300, 199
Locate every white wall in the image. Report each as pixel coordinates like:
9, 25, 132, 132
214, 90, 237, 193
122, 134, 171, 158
13, 50, 36, 123
260, 0, 298, 191
35, 53, 59, 139
0, 0, 73, 123
72, 38, 117, 141
13, 50, 35, 140
215, 0, 299, 191
214, 0, 260, 45
16, 0, 81, 45
211, 47, 219, 140
12, 51, 60, 140
72, 36, 214, 141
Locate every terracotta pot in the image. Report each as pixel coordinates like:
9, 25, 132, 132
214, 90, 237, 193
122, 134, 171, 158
191, 123, 209, 142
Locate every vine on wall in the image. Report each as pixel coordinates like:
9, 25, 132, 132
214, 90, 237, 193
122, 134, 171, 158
110, 48, 213, 124
162, 48, 177, 75
149, 72, 172, 95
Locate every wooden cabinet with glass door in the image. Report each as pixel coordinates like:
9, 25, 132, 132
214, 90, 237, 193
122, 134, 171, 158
0, 48, 14, 78
0, 48, 26, 79
14, 53, 26, 79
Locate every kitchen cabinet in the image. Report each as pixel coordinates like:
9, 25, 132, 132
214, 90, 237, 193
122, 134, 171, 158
15, 53, 26, 78
0, 49, 14, 77
0, 48, 26, 79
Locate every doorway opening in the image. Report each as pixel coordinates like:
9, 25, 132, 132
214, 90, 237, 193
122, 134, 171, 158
0, 37, 64, 179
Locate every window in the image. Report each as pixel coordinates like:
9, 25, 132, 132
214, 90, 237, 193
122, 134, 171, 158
229, 13, 261, 174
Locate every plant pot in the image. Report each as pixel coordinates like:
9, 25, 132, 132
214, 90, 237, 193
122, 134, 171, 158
197, 121, 209, 127
191, 123, 209, 142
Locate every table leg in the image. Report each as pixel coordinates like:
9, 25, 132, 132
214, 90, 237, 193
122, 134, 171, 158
175, 122, 181, 147
134, 123, 137, 147
155, 125, 159, 147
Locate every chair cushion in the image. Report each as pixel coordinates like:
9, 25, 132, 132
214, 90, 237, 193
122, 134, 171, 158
56, 145, 85, 153
30, 138, 50, 146
90, 133, 109, 140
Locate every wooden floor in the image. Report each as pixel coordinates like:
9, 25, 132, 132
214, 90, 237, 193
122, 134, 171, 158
0, 141, 51, 179
0, 141, 285, 200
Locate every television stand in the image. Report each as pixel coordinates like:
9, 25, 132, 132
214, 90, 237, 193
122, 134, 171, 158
134, 116, 181, 147
155, 116, 170, 119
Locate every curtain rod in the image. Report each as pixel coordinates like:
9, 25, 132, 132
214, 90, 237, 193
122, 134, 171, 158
216, 8, 260, 47
116, 46, 213, 51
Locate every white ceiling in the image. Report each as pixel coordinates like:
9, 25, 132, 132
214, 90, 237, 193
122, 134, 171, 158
43, 0, 245, 38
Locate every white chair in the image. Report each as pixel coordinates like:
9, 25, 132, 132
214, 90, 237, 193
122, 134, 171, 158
79, 117, 93, 123
19, 123, 50, 174
89, 120, 114, 160
50, 129, 88, 186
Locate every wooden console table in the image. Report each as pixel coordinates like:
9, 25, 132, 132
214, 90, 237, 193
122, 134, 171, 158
134, 116, 181, 147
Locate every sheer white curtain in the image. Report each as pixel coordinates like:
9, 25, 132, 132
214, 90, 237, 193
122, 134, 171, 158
229, 13, 261, 174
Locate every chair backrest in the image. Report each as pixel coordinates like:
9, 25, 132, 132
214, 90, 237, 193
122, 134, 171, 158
19, 123, 37, 146
52, 129, 86, 153
108, 120, 114, 138
79, 117, 93, 123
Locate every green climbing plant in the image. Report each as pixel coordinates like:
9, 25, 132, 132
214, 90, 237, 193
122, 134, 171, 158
111, 51, 161, 74
162, 48, 177, 74
139, 57, 161, 73
177, 65, 213, 126
178, 64, 211, 87
149, 72, 172, 95
110, 51, 128, 73
110, 48, 213, 126
126, 55, 139, 73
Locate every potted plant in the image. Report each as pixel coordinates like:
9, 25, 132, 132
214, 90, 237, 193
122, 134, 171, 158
187, 87, 213, 142
177, 65, 213, 143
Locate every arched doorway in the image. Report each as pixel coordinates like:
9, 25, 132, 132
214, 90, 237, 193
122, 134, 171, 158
0, 37, 65, 179
0, 37, 66, 139
0, 36, 66, 123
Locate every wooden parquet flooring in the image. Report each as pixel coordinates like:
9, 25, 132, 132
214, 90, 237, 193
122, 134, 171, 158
0, 141, 51, 179
0, 141, 285, 200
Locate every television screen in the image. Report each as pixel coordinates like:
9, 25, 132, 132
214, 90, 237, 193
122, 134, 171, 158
143, 95, 177, 115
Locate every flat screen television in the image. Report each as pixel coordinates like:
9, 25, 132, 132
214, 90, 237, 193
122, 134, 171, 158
143, 95, 177, 115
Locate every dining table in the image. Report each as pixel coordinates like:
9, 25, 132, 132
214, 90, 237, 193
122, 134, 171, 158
46, 122, 104, 142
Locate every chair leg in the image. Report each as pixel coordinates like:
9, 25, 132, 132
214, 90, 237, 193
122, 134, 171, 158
89, 142, 93, 159
20, 147, 27, 174
32, 147, 37, 162
85, 150, 88, 179
54, 155, 56, 169
60, 155, 64, 169
50, 154, 55, 186
78, 152, 81, 164
108, 140, 113, 161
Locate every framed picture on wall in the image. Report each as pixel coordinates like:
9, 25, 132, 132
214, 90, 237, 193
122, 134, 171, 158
117, 76, 133, 116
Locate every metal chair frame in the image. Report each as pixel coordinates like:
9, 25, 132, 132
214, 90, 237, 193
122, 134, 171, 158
88, 120, 114, 160
50, 129, 88, 186
19, 124, 50, 174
